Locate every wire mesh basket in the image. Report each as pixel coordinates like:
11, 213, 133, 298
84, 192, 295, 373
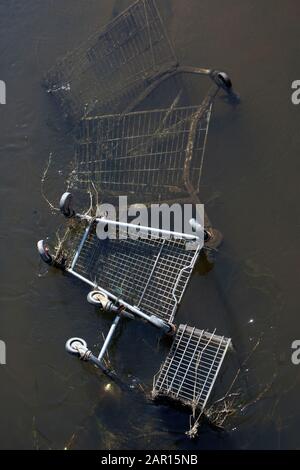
58, 217, 202, 325
44, 0, 177, 123
152, 324, 231, 410
71, 102, 212, 202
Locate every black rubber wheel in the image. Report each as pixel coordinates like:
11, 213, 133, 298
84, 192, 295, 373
166, 323, 177, 336
37, 240, 53, 265
59, 192, 75, 218
213, 71, 233, 91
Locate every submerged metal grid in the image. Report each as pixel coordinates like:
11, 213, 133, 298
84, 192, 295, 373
45, 0, 177, 122
70, 222, 201, 324
152, 324, 231, 410
73, 104, 212, 198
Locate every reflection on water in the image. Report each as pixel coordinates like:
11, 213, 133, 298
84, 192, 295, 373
0, 0, 300, 449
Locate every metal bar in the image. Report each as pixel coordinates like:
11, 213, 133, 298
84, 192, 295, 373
87, 353, 128, 390
158, 325, 187, 390
143, 0, 155, 69
175, 66, 212, 76
167, 327, 195, 393
67, 267, 171, 332
196, 102, 212, 192
169, 242, 201, 322
70, 223, 91, 269
123, 66, 218, 114
199, 338, 231, 410
76, 214, 200, 241
191, 330, 217, 405
175, 329, 204, 397
98, 314, 121, 361
153, 0, 177, 62
136, 238, 165, 307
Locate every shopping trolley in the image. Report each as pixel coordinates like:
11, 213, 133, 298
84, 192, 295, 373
44, 0, 236, 124
38, 192, 204, 332
37, 192, 232, 434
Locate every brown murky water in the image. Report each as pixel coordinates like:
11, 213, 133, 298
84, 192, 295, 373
0, 0, 300, 449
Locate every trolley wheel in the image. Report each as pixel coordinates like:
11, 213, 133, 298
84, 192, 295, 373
65, 337, 87, 357
59, 192, 75, 218
87, 290, 106, 306
204, 228, 223, 249
213, 71, 233, 91
37, 240, 53, 265
166, 323, 177, 336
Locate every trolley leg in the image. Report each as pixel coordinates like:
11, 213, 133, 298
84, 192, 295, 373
86, 352, 128, 390
65, 316, 121, 369
65, 329, 127, 389
97, 315, 121, 362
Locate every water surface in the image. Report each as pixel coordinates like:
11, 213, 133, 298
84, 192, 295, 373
0, 0, 299, 449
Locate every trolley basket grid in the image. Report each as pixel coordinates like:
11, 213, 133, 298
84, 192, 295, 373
66, 218, 202, 324
73, 103, 212, 200
153, 324, 231, 410
44, 0, 177, 121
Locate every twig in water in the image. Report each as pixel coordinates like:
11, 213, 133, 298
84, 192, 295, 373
41, 152, 60, 212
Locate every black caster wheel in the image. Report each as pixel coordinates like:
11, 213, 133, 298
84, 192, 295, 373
37, 240, 53, 265
212, 71, 232, 91
59, 192, 75, 218
166, 323, 177, 336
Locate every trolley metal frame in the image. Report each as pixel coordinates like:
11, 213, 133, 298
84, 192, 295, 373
58, 206, 203, 331
38, 197, 209, 390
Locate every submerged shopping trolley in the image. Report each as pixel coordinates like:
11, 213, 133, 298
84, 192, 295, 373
44, 0, 236, 124
44, 0, 238, 255
37, 192, 232, 434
